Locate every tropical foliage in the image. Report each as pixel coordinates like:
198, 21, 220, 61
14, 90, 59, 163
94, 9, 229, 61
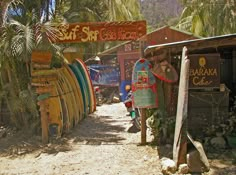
176, 0, 236, 36
0, 0, 143, 132
0, 0, 60, 130
62, 0, 143, 59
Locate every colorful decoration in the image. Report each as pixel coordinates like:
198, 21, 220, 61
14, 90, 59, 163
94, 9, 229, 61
132, 58, 158, 108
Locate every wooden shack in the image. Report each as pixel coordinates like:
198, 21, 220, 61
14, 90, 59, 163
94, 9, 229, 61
96, 26, 199, 101
144, 34, 236, 138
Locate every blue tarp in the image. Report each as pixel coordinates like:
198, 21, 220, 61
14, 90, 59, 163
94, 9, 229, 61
88, 64, 120, 86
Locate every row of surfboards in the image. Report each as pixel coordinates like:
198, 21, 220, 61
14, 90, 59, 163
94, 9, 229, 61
32, 59, 96, 137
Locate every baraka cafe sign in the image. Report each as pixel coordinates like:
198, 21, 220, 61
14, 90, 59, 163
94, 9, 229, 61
189, 54, 220, 88
55, 20, 146, 43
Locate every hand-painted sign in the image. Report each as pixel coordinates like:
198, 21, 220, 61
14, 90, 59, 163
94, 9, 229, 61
54, 21, 146, 43
124, 59, 137, 80
189, 54, 220, 88
132, 58, 158, 108
89, 64, 120, 86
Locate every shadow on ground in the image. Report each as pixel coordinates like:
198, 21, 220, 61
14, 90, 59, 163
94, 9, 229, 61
0, 113, 128, 157
66, 115, 127, 144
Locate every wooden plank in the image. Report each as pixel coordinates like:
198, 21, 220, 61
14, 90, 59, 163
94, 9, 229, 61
36, 87, 54, 94
32, 63, 51, 69
173, 46, 189, 166
32, 83, 52, 87
31, 51, 52, 64
38, 100, 49, 144
31, 69, 58, 77
32, 76, 58, 83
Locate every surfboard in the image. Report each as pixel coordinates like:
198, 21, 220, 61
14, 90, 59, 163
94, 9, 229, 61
74, 60, 91, 113
57, 68, 76, 129
131, 58, 158, 108
47, 84, 63, 137
76, 59, 96, 113
64, 65, 84, 123
61, 67, 81, 126
54, 80, 69, 132
33, 69, 63, 138
54, 70, 71, 131
69, 64, 89, 117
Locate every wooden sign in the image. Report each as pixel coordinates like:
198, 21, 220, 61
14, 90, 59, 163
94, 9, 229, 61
31, 51, 52, 64
31, 76, 58, 83
189, 54, 220, 89
54, 21, 146, 43
132, 58, 158, 108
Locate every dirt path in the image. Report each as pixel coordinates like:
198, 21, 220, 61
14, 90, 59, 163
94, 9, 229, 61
0, 103, 235, 175
0, 103, 162, 175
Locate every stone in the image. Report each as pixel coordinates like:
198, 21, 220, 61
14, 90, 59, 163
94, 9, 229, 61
178, 164, 189, 174
210, 136, 226, 149
160, 157, 177, 175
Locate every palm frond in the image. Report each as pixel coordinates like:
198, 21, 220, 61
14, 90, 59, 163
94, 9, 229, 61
1, 0, 23, 26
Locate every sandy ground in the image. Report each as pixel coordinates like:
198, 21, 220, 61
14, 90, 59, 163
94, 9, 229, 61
0, 102, 235, 175
0, 103, 161, 175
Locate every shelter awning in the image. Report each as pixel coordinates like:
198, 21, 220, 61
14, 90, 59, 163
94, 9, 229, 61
144, 34, 236, 58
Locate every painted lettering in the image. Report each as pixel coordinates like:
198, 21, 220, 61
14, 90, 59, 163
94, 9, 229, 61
118, 28, 137, 40
58, 25, 80, 41
190, 68, 217, 77
100, 28, 117, 41
192, 76, 213, 86
81, 26, 99, 42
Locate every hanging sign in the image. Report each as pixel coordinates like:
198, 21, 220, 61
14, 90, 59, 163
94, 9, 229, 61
189, 54, 220, 88
89, 65, 120, 86
132, 58, 158, 108
54, 21, 146, 43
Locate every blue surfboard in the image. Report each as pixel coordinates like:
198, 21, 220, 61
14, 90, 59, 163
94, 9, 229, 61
69, 64, 89, 117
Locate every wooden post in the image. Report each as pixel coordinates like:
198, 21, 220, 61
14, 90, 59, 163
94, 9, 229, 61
38, 100, 49, 144
233, 50, 236, 83
141, 108, 147, 145
173, 46, 189, 166
139, 39, 147, 145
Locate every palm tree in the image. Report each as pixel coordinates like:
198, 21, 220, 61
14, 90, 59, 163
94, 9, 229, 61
64, 0, 142, 22
102, 0, 142, 21
176, 0, 236, 36
0, 0, 61, 130
0, 0, 144, 130
63, 0, 143, 59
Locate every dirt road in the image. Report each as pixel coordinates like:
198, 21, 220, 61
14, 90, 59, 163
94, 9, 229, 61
0, 102, 235, 175
0, 103, 162, 175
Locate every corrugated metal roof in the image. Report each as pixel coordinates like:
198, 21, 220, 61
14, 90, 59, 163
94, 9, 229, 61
144, 33, 236, 57
150, 25, 201, 39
